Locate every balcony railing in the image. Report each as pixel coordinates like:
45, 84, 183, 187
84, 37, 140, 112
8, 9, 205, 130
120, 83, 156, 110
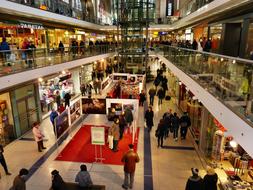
160, 45, 253, 126
0, 45, 116, 77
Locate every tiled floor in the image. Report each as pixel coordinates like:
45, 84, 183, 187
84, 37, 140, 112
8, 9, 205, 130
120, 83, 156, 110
0, 61, 205, 190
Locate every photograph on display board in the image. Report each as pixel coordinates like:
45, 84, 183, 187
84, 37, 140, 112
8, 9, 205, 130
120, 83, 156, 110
113, 75, 128, 81
55, 109, 69, 138
82, 98, 106, 114
111, 103, 122, 111
123, 104, 134, 111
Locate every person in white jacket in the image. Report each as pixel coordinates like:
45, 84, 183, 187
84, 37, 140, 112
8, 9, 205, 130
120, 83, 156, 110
32, 122, 46, 152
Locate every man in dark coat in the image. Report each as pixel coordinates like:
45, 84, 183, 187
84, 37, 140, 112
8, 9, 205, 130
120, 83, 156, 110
155, 119, 166, 148
51, 170, 66, 190
64, 92, 71, 108
0, 144, 11, 175
180, 112, 191, 140
119, 113, 127, 139
163, 109, 173, 138
185, 168, 204, 190
145, 106, 154, 132
157, 87, 165, 105
139, 90, 146, 107
148, 87, 156, 106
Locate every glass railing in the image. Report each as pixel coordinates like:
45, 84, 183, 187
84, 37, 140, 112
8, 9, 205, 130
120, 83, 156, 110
179, 0, 214, 18
0, 45, 116, 77
7, 0, 114, 25
159, 45, 253, 126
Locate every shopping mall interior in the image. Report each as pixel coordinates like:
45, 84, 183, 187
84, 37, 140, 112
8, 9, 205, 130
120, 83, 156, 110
0, 0, 253, 190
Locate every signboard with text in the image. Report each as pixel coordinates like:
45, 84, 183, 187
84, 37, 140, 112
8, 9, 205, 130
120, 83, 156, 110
91, 127, 105, 145
166, 0, 174, 16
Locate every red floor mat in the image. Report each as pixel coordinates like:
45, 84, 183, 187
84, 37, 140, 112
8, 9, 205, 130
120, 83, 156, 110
55, 125, 140, 165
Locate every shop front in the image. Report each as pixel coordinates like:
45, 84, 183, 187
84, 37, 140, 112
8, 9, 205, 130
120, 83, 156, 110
199, 108, 253, 189
178, 83, 203, 144
0, 21, 47, 49
38, 70, 79, 118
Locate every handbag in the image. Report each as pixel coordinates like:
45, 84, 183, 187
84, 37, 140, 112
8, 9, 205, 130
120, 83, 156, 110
165, 95, 171, 101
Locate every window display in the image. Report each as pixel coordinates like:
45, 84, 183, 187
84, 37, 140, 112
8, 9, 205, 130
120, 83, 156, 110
0, 93, 14, 146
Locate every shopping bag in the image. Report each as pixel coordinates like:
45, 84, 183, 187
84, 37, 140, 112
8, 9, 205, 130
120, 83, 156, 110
108, 135, 113, 149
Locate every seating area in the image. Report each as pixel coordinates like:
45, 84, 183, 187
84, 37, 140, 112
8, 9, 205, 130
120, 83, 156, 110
49, 183, 106, 190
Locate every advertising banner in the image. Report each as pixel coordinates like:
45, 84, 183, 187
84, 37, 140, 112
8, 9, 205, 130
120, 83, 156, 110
91, 127, 105, 145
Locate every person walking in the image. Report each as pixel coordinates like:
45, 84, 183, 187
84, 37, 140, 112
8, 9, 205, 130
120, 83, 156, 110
121, 144, 140, 190
51, 170, 66, 190
157, 87, 165, 105
148, 86, 156, 106
124, 107, 133, 127
58, 41, 64, 54
203, 166, 218, 190
64, 92, 71, 108
0, 144, 11, 176
87, 84, 93, 98
171, 112, 180, 141
163, 109, 173, 138
139, 90, 146, 107
55, 91, 61, 108
185, 168, 204, 190
109, 118, 120, 152
119, 113, 127, 139
75, 164, 93, 188
180, 112, 191, 140
10, 168, 29, 190
50, 109, 58, 135
32, 122, 46, 152
155, 119, 166, 148
145, 106, 154, 132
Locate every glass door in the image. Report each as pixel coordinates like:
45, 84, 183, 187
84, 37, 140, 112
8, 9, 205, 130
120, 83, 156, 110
27, 96, 38, 127
17, 100, 29, 134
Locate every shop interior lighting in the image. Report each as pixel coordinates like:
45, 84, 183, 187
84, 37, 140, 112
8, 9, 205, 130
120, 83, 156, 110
48, 57, 52, 61
232, 60, 236, 64
220, 58, 224, 62
38, 77, 43, 82
179, 81, 182, 85
192, 96, 197, 100
62, 70, 66, 75
229, 140, 237, 148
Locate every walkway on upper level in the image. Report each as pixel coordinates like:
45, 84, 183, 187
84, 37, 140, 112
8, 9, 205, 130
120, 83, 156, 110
156, 46, 253, 158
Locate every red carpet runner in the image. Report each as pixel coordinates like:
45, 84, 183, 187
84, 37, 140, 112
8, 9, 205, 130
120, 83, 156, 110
55, 125, 140, 165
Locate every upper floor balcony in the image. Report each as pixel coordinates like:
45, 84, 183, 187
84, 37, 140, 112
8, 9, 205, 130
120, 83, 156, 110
0, 44, 116, 90
157, 45, 253, 156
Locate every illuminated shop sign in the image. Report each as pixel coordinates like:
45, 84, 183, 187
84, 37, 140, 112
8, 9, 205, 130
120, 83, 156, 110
18, 22, 44, 30
166, 0, 173, 16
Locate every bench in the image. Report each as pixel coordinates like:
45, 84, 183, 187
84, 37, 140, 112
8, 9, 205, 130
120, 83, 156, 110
49, 182, 106, 190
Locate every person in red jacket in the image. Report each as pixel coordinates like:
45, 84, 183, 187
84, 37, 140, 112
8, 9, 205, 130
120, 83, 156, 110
121, 144, 140, 189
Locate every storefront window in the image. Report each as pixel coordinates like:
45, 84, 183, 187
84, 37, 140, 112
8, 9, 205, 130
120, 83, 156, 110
179, 85, 202, 144
0, 92, 15, 146
246, 22, 253, 59
210, 24, 222, 53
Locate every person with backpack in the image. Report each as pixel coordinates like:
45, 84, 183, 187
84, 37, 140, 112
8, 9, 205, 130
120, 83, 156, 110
180, 112, 191, 140
153, 76, 160, 90
171, 112, 180, 141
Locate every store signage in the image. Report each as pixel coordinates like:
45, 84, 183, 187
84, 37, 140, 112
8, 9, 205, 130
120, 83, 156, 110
91, 127, 105, 145
18, 22, 44, 30
213, 118, 227, 132
166, 0, 174, 16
